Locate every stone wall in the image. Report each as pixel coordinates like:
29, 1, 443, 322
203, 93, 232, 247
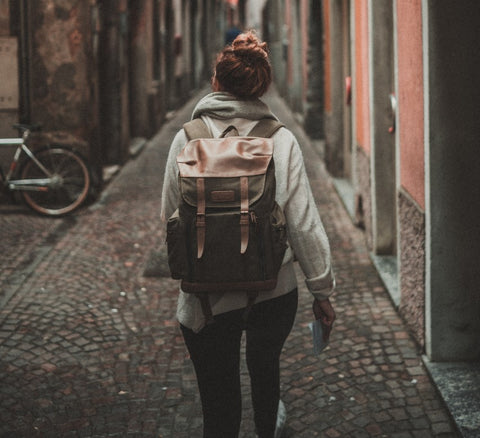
398, 188, 425, 347
29, 1, 97, 156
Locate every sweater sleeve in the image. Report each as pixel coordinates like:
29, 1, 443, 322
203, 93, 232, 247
160, 129, 187, 222
282, 133, 335, 300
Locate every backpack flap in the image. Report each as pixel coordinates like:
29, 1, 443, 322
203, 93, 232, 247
177, 136, 273, 178
177, 136, 275, 258
177, 136, 274, 209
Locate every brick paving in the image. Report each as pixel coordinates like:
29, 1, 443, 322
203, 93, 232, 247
0, 86, 460, 437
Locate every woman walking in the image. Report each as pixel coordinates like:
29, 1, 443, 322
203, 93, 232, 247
161, 31, 336, 438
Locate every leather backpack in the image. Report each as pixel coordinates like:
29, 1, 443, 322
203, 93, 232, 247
166, 118, 288, 323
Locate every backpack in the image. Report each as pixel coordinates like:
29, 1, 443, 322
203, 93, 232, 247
166, 118, 288, 323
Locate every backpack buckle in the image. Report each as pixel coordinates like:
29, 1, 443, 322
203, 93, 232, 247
196, 213, 206, 227
240, 210, 249, 224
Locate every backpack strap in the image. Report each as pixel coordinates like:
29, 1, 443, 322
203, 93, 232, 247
183, 118, 212, 140
196, 178, 206, 258
183, 119, 209, 259
240, 176, 249, 254
247, 119, 284, 138
220, 125, 239, 137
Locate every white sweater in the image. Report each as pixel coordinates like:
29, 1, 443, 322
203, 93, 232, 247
161, 92, 335, 332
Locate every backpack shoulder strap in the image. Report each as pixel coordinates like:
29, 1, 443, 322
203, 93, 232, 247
183, 118, 212, 140
247, 119, 284, 138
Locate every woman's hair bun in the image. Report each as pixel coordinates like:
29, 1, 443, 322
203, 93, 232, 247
214, 30, 272, 99
231, 31, 269, 61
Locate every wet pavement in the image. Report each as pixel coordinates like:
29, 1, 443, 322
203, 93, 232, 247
0, 86, 461, 437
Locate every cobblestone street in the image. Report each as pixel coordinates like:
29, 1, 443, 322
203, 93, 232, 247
0, 86, 460, 437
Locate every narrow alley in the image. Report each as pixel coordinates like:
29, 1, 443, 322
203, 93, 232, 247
0, 86, 460, 437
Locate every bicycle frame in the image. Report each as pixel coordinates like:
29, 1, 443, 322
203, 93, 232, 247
0, 125, 91, 216
0, 134, 53, 192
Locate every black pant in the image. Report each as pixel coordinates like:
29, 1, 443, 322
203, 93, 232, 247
181, 289, 298, 438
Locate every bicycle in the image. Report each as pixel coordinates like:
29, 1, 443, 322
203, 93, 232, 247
0, 124, 91, 216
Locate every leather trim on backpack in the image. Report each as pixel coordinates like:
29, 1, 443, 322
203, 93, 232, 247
183, 119, 212, 140
240, 176, 249, 254
196, 178, 206, 259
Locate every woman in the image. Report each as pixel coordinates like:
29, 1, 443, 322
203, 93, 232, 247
161, 31, 336, 438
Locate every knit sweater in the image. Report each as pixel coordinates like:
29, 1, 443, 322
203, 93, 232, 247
161, 92, 335, 332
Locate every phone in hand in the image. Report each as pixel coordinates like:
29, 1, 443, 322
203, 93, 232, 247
309, 319, 329, 355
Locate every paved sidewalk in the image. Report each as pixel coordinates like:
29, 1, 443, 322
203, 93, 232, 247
0, 86, 460, 437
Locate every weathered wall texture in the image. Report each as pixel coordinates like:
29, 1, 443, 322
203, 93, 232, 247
0, 1, 18, 138
30, 1, 96, 154
0, 0, 9, 36
398, 189, 425, 347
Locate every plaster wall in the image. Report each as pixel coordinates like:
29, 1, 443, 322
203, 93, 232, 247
323, 0, 346, 177
425, 0, 480, 361
129, 0, 152, 138
354, 0, 370, 154
369, 1, 396, 255
396, 0, 424, 209
323, 0, 331, 113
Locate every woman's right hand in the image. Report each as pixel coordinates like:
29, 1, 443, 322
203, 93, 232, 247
312, 298, 336, 342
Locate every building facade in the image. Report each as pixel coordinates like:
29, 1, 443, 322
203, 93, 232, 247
321, 0, 480, 362
2, 0, 478, 362
262, 0, 325, 143
261, 0, 479, 363
0, 0, 231, 187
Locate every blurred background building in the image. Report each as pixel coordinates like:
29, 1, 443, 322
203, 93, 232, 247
0, 0, 236, 186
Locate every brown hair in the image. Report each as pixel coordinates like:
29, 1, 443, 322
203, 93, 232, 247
214, 31, 272, 99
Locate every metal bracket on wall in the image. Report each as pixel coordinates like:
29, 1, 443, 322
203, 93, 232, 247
345, 76, 352, 106
388, 93, 397, 134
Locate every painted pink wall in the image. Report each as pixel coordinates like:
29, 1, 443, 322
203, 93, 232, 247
301, 0, 308, 104
397, 0, 425, 209
355, 0, 371, 154
323, 0, 332, 113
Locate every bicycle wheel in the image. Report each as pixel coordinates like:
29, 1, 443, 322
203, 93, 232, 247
20, 146, 91, 216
